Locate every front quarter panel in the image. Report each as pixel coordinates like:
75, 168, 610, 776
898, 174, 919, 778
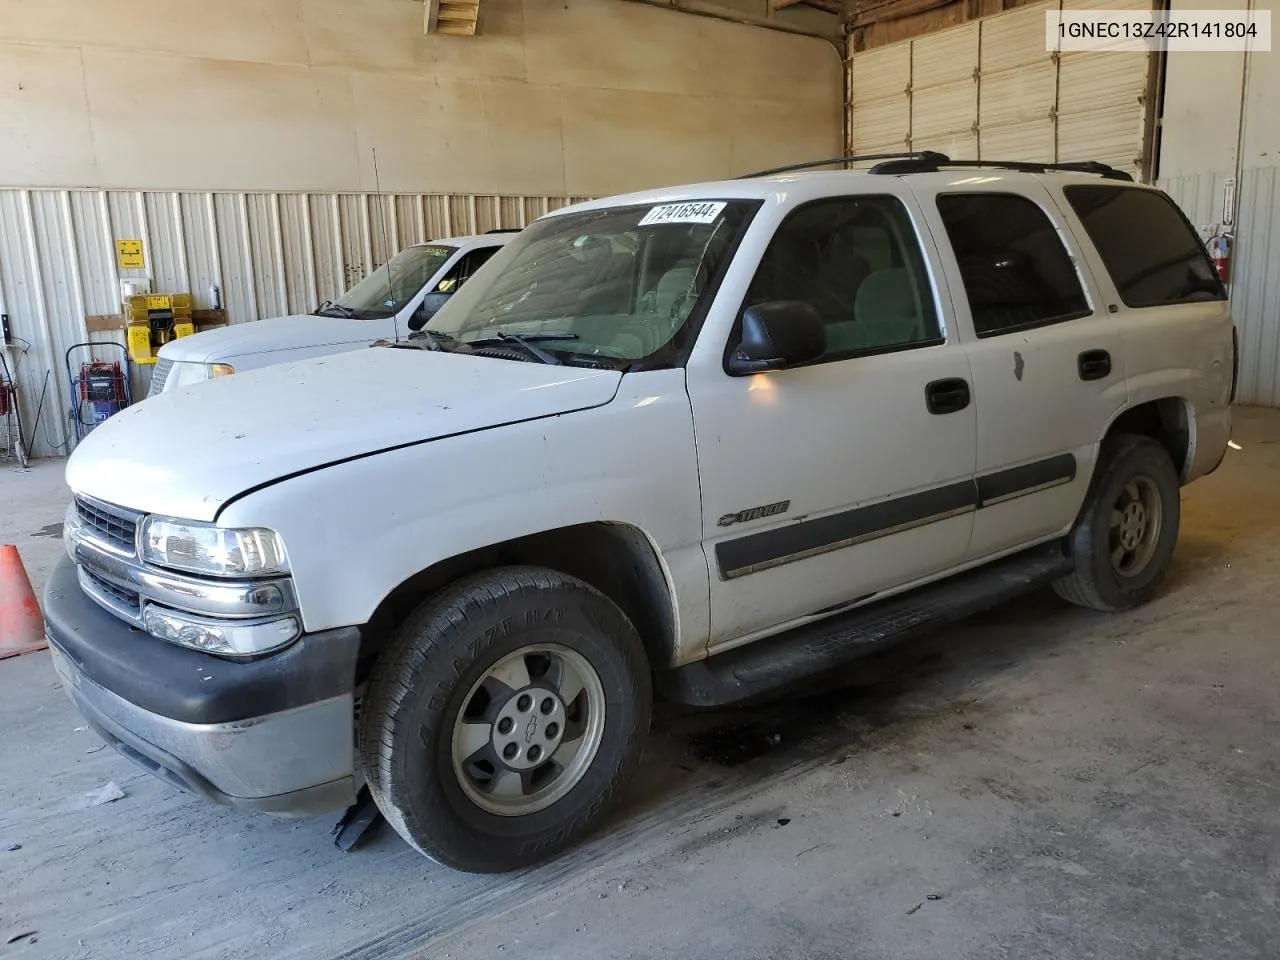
217, 369, 709, 664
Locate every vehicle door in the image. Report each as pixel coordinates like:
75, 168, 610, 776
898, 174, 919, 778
916, 180, 1128, 559
406, 245, 503, 331
686, 192, 979, 651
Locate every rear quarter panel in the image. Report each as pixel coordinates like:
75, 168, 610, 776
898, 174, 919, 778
1044, 180, 1234, 483
1112, 300, 1234, 481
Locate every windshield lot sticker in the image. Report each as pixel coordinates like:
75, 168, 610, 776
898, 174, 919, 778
638, 202, 726, 226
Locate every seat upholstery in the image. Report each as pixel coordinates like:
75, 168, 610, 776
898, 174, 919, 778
612, 260, 702, 356
651, 262, 700, 320
810, 230, 871, 324
824, 268, 923, 353
956, 253, 1046, 333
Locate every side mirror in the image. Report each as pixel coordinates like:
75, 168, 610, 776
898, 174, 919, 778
407, 292, 452, 331
728, 301, 826, 375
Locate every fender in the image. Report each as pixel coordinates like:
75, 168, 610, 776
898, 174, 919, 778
1100, 395, 1196, 478
217, 370, 713, 666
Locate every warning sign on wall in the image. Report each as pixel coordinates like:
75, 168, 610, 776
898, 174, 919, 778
116, 239, 144, 270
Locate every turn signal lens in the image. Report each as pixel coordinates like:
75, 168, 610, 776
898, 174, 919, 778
143, 606, 299, 656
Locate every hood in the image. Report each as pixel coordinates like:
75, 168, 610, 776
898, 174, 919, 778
158, 313, 397, 363
68, 348, 623, 521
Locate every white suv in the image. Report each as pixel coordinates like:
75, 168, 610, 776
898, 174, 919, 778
47, 154, 1235, 873
147, 232, 511, 394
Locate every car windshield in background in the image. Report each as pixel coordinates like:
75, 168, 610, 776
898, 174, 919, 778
319, 245, 456, 318
424, 201, 757, 366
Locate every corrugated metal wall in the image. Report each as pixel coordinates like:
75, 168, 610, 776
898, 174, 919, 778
1161, 168, 1280, 408
0, 188, 585, 458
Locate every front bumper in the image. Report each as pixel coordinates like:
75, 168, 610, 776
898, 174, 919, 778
44, 554, 360, 815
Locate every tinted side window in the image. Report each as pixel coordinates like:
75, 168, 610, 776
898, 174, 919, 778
744, 196, 940, 360
1063, 185, 1226, 307
464, 246, 500, 276
435, 247, 501, 294
937, 193, 1091, 337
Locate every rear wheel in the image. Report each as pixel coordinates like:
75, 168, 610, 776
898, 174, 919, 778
358, 567, 651, 872
1054, 434, 1181, 612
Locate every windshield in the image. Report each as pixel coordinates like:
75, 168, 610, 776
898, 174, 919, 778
320, 245, 455, 318
424, 201, 757, 365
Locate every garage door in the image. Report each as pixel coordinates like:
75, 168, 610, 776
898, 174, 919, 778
1056, 0, 1152, 174
912, 23, 979, 159
847, 0, 1151, 179
847, 45, 911, 153
979, 1, 1058, 162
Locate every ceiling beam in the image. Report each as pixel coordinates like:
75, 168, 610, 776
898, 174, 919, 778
769, 0, 848, 18
622, 0, 841, 42
848, 0, 954, 26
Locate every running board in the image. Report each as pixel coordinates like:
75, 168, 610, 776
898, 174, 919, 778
658, 544, 1073, 707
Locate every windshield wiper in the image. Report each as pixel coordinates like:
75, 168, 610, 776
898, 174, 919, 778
467, 331, 579, 366
469, 332, 580, 344
497, 332, 561, 365
406, 329, 456, 351
315, 300, 355, 318
564, 354, 630, 371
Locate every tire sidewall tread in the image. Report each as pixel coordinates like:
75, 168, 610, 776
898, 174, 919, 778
1055, 434, 1181, 612
358, 566, 652, 872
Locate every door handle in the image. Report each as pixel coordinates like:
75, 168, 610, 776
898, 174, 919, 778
1078, 349, 1112, 381
925, 377, 971, 415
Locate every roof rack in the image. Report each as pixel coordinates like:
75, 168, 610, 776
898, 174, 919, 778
737, 151, 952, 179
867, 157, 1133, 182
485, 228, 522, 234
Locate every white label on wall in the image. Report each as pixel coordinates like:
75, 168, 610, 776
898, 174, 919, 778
1223, 177, 1236, 228
638, 202, 726, 226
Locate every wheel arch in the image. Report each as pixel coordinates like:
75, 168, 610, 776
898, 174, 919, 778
360, 521, 679, 679
1103, 396, 1195, 481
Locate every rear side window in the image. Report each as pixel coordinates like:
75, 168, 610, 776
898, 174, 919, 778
1063, 185, 1226, 308
936, 193, 1091, 337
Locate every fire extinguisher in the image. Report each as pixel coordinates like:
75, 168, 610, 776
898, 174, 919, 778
1208, 233, 1232, 285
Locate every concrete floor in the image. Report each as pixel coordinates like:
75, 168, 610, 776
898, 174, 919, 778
2, 409, 1278, 960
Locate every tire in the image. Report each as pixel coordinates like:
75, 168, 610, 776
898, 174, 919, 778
1053, 434, 1181, 612
358, 566, 652, 872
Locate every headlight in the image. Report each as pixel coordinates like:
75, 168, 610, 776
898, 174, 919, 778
161, 361, 234, 392
140, 516, 289, 578
163, 361, 212, 391
143, 606, 299, 656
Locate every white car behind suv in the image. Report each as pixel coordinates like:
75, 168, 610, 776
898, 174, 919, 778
148, 232, 512, 394
48, 153, 1235, 874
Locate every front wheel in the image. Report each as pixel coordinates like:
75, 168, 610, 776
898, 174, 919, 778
1054, 434, 1181, 612
358, 567, 651, 872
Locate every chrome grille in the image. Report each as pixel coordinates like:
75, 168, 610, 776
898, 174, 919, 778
148, 357, 174, 397
75, 496, 140, 554
82, 565, 141, 613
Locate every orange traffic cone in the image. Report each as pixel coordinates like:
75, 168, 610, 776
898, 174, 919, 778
0, 544, 47, 659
